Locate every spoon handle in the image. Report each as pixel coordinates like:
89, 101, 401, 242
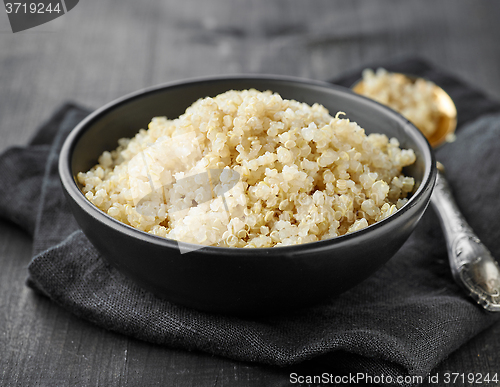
431, 164, 500, 311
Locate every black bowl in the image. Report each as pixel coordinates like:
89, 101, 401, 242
59, 75, 436, 316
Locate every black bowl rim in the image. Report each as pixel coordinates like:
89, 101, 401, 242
59, 73, 436, 257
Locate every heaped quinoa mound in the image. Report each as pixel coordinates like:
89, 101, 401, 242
78, 89, 416, 248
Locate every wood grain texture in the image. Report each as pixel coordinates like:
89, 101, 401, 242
1, 1, 500, 386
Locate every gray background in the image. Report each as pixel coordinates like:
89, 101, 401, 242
1, 0, 500, 385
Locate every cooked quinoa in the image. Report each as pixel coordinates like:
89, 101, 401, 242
78, 89, 416, 248
359, 68, 440, 138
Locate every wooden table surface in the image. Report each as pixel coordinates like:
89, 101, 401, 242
1, 1, 500, 385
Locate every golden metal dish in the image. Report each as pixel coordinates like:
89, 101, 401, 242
352, 73, 457, 148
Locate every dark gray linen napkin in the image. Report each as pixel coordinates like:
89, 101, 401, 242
2, 58, 500, 384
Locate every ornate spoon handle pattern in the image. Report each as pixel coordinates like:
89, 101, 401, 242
431, 163, 500, 312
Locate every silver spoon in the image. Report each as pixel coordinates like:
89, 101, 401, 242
353, 73, 500, 312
